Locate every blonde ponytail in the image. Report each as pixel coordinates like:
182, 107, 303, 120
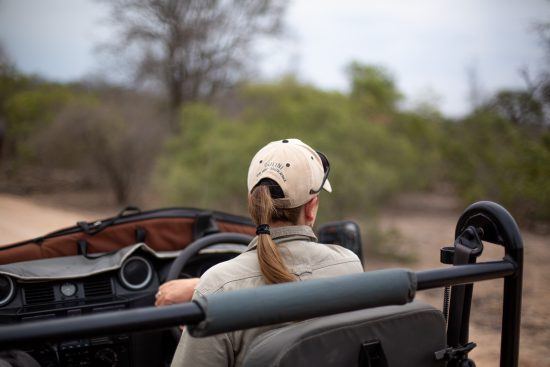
248, 184, 300, 284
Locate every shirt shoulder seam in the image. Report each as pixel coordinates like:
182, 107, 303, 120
198, 272, 264, 294
311, 258, 362, 270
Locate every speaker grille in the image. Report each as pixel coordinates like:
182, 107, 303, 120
119, 256, 152, 290
0, 275, 15, 306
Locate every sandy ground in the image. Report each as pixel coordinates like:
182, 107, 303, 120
0, 194, 110, 244
0, 192, 548, 366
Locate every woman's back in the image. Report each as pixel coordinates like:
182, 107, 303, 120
171, 226, 363, 367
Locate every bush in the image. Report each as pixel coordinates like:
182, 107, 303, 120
35, 91, 167, 204
2, 84, 75, 167
443, 111, 550, 224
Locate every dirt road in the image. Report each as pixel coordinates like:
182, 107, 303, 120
0, 192, 548, 366
0, 193, 110, 244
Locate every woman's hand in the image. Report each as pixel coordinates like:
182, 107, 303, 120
155, 278, 200, 307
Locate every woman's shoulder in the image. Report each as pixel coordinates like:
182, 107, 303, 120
194, 251, 263, 296
299, 241, 360, 260
277, 240, 362, 272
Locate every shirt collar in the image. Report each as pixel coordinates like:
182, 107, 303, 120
246, 225, 317, 251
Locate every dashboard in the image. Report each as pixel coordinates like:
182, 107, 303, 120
0, 248, 243, 367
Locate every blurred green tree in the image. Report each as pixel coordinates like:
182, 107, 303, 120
444, 110, 550, 224
491, 89, 544, 127
346, 62, 402, 117
3, 84, 74, 170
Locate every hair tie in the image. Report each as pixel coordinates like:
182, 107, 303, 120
256, 224, 270, 235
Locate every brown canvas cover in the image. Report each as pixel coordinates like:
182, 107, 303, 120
0, 207, 255, 265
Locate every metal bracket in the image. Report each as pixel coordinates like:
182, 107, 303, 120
435, 342, 477, 361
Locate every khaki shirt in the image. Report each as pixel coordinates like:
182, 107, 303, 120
171, 225, 363, 367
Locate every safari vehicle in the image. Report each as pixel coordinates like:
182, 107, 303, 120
0, 201, 522, 367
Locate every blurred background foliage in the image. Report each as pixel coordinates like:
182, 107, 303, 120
2, 62, 548, 229
157, 74, 444, 222
0, 0, 549, 232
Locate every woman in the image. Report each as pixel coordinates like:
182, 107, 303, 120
169, 138, 363, 367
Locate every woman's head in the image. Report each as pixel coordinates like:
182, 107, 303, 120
246, 139, 331, 284
247, 139, 331, 209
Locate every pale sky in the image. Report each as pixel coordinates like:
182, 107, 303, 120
1, 0, 549, 116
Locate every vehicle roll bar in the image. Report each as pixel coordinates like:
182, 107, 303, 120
0, 269, 416, 348
0, 261, 517, 349
189, 268, 416, 337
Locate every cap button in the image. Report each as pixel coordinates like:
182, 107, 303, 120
282, 139, 289, 143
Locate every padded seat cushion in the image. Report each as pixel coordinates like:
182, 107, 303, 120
242, 301, 446, 367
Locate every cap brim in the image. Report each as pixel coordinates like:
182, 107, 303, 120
323, 179, 332, 193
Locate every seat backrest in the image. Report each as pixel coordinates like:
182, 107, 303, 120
242, 301, 446, 367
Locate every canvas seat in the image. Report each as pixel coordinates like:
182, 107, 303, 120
242, 301, 446, 367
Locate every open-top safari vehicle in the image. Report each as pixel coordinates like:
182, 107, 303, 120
0, 201, 522, 367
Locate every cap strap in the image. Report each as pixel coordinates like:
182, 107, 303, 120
256, 224, 271, 235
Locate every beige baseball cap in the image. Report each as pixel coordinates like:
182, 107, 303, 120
247, 138, 332, 208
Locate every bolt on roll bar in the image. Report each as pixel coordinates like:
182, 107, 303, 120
0, 202, 523, 367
